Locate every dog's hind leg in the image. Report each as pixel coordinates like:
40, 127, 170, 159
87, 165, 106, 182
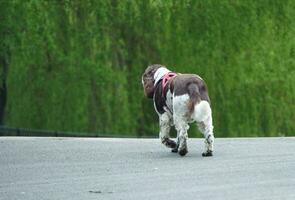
174, 118, 189, 156
171, 135, 180, 153
159, 112, 177, 149
198, 121, 214, 157
194, 101, 214, 157
173, 94, 191, 156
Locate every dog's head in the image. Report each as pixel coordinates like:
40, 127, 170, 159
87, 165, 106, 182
142, 64, 161, 98
142, 64, 170, 98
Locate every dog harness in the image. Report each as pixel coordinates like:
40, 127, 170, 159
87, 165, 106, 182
161, 72, 177, 91
153, 68, 177, 114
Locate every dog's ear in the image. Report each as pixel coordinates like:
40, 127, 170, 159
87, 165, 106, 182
142, 65, 162, 98
142, 70, 155, 98
142, 77, 154, 98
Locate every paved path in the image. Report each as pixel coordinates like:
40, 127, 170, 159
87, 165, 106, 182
0, 137, 295, 200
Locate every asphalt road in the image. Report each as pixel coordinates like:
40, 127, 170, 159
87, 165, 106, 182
0, 137, 295, 200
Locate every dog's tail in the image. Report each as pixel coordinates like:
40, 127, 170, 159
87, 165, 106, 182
187, 83, 201, 115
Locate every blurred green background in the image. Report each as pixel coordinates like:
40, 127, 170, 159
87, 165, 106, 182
1, 0, 294, 137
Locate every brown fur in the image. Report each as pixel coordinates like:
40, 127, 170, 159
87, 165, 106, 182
187, 83, 201, 115
142, 64, 162, 98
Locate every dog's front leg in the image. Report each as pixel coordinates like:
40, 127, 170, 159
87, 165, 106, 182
159, 112, 177, 149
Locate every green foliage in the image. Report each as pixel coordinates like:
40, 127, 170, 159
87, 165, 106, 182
1, 0, 294, 137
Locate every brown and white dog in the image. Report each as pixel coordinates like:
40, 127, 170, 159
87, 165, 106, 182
142, 64, 214, 156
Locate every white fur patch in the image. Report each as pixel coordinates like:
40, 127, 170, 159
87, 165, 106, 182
173, 94, 189, 113
173, 94, 190, 131
154, 67, 170, 86
194, 101, 212, 122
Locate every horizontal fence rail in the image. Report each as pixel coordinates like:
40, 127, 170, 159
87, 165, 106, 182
0, 126, 156, 138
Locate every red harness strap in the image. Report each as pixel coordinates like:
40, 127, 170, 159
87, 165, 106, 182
162, 72, 177, 92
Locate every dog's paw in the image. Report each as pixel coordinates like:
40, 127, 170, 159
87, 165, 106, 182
202, 150, 213, 157
178, 148, 188, 156
171, 147, 178, 153
162, 138, 177, 149
166, 139, 177, 149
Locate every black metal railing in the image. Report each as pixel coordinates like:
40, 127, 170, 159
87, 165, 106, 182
0, 126, 155, 138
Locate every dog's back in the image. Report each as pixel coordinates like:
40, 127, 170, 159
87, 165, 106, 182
170, 74, 210, 114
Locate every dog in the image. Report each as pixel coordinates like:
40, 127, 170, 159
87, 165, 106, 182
142, 64, 214, 156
